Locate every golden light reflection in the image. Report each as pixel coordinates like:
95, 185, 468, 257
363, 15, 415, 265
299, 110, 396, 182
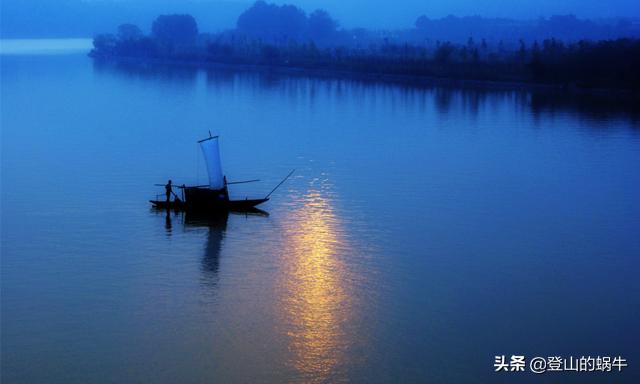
278, 184, 355, 382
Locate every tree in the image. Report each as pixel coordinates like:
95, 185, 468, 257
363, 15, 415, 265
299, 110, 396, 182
518, 39, 527, 62
152, 14, 198, 47
92, 34, 116, 54
237, 1, 307, 42
434, 42, 455, 63
308, 10, 338, 42
415, 15, 430, 30
467, 37, 475, 48
118, 24, 142, 41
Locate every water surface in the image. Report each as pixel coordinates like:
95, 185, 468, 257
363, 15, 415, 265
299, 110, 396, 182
2, 40, 639, 383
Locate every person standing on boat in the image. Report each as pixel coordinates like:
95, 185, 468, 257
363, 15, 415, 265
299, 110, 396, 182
165, 180, 173, 203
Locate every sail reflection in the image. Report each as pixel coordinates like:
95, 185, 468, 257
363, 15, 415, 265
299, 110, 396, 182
278, 186, 355, 382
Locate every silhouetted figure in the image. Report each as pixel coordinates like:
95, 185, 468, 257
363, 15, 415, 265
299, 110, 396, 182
165, 179, 172, 203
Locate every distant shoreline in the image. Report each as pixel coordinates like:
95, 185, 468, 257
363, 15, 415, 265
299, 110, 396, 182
86, 7, 640, 94
89, 53, 638, 98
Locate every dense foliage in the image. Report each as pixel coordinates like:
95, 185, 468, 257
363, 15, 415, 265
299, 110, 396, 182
152, 14, 198, 48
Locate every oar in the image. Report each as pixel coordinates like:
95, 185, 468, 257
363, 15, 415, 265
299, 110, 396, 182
227, 179, 260, 185
265, 169, 295, 199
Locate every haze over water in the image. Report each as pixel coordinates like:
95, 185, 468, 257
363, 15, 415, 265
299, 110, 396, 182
1, 40, 639, 383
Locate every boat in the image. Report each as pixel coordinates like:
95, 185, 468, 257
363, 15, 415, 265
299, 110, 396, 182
150, 197, 269, 211
150, 134, 293, 212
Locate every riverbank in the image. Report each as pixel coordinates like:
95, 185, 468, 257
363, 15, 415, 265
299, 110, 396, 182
90, 34, 640, 93
89, 8, 640, 93
89, 52, 640, 101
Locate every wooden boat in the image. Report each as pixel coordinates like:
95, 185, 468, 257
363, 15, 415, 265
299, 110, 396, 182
150, 134, 292, 213
149, 197, 269, 211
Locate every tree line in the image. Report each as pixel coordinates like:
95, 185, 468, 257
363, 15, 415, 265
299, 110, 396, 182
90, 1, 640, 90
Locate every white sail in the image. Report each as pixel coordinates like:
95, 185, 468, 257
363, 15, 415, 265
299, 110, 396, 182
199, 136, 225, 190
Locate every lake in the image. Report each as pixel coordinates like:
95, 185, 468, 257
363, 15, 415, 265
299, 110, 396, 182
1, 40, 639, 383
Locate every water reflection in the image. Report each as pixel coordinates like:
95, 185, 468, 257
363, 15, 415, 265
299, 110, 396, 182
92, 58, 199, 86
184, 211, 230, 285
164, 209, 173, 235
529, 91, 640, 125
155, 209, 267, 288
92, 58, 639, 127
277, 183, 355, 382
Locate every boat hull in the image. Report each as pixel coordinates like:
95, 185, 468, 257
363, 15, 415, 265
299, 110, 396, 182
149, 198, 268, 212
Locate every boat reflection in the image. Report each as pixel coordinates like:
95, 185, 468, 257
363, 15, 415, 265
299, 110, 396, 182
184, 211, 230, 283
278, 186, 356, 382
153, 208, 268, 287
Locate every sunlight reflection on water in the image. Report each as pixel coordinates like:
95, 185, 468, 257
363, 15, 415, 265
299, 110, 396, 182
277, 180, 356, 382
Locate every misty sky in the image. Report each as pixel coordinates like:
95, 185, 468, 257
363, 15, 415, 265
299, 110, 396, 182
228, 0, 639, 27
2, 0, 640, 36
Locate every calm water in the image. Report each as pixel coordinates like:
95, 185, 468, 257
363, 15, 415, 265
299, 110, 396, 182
2, 41, 639, 383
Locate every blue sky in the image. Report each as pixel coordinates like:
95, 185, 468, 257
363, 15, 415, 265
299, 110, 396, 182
83, 1, 640, 28
3, 0, 639, 33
